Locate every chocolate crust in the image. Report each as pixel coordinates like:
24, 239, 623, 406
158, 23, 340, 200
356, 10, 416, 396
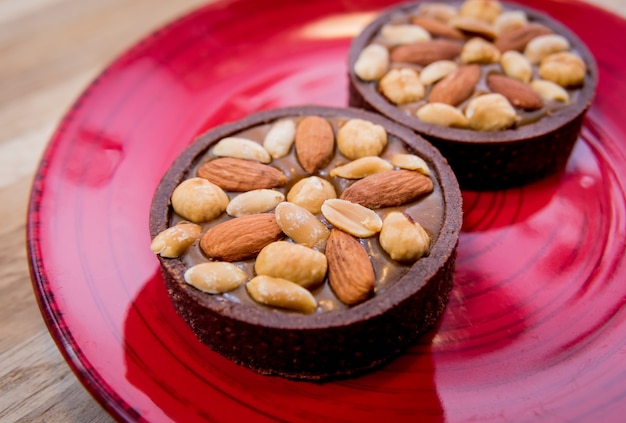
348, 2, 598, 190
149, 105, 462, 380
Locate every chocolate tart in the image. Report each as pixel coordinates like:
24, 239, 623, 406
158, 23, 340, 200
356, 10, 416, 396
149, 105, 462, 381
348, 1, 598, 190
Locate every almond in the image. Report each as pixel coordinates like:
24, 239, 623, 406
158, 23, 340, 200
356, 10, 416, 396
295, 116, 335, 173
390, 39, 463, 66
487, 73, 544, 110
494, 23, 552, 52
340, 170, 434, 209
197, 157, 286, 192
429, 64, 481, 106
199, 213, 283, 261
410, 16, 465, 40
326, 229, 375, 306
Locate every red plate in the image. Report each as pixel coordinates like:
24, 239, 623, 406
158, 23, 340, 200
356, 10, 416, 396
27, 0, 626, 421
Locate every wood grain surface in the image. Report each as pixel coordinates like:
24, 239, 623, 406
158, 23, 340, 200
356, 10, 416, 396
1, 0, 624, 422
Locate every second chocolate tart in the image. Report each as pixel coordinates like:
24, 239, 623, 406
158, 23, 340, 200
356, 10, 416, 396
348, 0, 598, 190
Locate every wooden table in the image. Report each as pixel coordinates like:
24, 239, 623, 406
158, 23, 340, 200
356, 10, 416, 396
1, 0, 624, 421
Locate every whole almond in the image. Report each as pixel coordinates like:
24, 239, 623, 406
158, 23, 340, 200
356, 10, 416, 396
410, 16, 465, 40
390, 39, 463, 66
340, 170, 434, 209
487, 73, 544, 110
200, 213, 283, 261
429, 64, 481, 106
494, 23, 552, 52
198, 157, 286, 192
326, 229, 375, 306
295, 116, 335, 173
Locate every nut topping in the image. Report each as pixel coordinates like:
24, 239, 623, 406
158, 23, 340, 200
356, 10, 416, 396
184, 262, 247, 294
326, 229, 375, 306
494, 23, 552, 52
341, 170, 434, 209
459, 0, 503, 24
286, 176, 336, 214
524, 34, 570, 64
487, 73, 544, 110
246, 275, 317, 314
390, 39, 463, 66
151, 222, 202, 258
380, 23, 431, 45
200, 213, 283, 261
226, 189, 285, 217
321, 199, 383, 238
330, 156, 393, 179
275, 202, 330, 250
539, 52, 586, 87
429, 64, 481, 106
379, 68, 425, 105
354, 44, 389, 81
379, 212, 431, 262
255, 241, 328, 289
410, 16, 465, 41
337, 118, 387, 160
460, 37, 500, 64
295, 116, 335, 173
419, 60, 458, 86
493, 10, 527, 35
500, 50, 532, 82
466, 93, 520, 131
212, 137, 271, 163
417, 102, 469, 128
263, 118, 296, 159
389, 154, 431, 175
530, 79, 570, 102
171, 177, 229, 223
198, 157, 287, 192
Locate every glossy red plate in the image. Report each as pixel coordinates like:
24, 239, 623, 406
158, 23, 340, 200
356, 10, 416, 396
27, 0, 626, 421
